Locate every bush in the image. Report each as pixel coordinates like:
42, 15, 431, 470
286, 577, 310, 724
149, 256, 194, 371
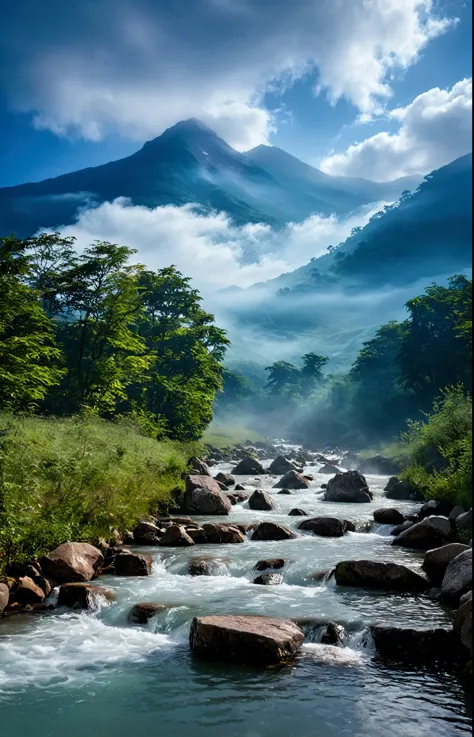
0, 413, 196, 572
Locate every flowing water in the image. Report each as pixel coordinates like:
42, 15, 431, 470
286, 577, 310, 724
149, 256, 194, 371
0, 450, 471, 736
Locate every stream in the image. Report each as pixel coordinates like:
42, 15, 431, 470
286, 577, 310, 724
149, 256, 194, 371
0, 447, 471, 736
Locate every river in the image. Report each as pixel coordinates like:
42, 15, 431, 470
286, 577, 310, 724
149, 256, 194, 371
0, 450, 471, 736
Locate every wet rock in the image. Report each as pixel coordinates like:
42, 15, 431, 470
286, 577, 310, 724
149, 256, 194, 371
319, 464, 340, 474
216, 481, 229, 491
311, 569, 334, 582
128, 602, 168, 624
57, 582, 115, 609
12, 576, 45, 605
253, 573, 283, 585
268, 455, 300, 475
320, 483, 327, 489
303, 475, 314, 481
232, 491, 249, 502
455, 508, 472, 531
0, 583, 10, 615
373, 508, 405, 525
40, 542, 104, 583
234, 484, 246, 491
273, 470, 310, 490
231, 457, 266, 475
384, 478, 419, 500
298, 517, 345, 537
344, 520, 356, 532
187, 457, 211, 476
201, 523, 246, 544
323, 470, 372, 503
187, 527, 208, 543
185, 475, 231, 515
335, 560, 429, 593
248, 489, 277, 511
252, 522, 298, 541
321, 621, 345, 646
133, 521, 163, 545
254, 559, 285, 571
226, 494, 238, 505
357, 455, 400, 475
441, 549, 472, 602
370, 625, 464, 665
114, 550, 152, 576
392, 515, 451, 550
278, 489, 292, 495
454, 591, 472, 656
214, 472, 235, 487
390, 520, 414, 536
449, 506, 466, 521
419, 499, 454, 519
422, 543, 470, 585
159, 525, 195, 547
289, 508, 308, 516
234, 523, 256, 535
162, 516, 195, 526
122, 530, 135, 545
189, 615, 304, 665
188, 559, 228, 576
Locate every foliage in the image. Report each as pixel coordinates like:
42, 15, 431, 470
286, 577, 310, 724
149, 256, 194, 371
0, 413, 195, 572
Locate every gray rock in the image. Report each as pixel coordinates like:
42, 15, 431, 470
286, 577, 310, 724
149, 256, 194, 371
185, 475, 232, 515
335, 560, 429, 593
324, 470, 372, 503
128, 602, 168, 624
449, 505, 466, 521
454, 590, 472, 656
370, 625, 464, 664
159, 526, 195, 547
298, 517, 345, 537
390, 520, 414, 536
321, 621, 345, 646
254, 559, 285, 571
456, 508, 472, 530
248, 489, 277, 511
133, 521, 163, 545
419, 499, 454, 519
289, 508, 308, 516
201, 523, 246, 544
252, 522, 297, 541
0, 583, 10, 615
231, 457, 266, 475
214, 472, 235, 486
268, 455, 300, 475
392, 515, 451, 550
114, 550, 152, 576
422, 543, 470, 585
319, 464, 340, 474
373, 508, 405, 525
187, 457, 211, 476
441, 549, 472, 602
273, 470, 310, 490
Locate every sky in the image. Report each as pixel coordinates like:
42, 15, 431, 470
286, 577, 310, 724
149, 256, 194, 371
0, 0, 472, 188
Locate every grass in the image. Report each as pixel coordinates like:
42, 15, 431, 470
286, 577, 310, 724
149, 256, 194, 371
202, 421, 264, 450
0, 413, 196, 572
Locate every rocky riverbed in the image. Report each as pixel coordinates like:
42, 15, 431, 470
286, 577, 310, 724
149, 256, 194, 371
0, 441, 472, 737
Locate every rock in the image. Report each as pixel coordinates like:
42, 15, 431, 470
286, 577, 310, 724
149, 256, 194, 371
189, 615, 304, 665
392, 515, 451, 550
0, 583, 10, 615
201, 523, 246, 544
455, 508, 472, 530
188, 559, 228, 576
252, 522, 298, 541
254, 559, 285, 571
114, 550, 152, 576
320, 483, 327, 489
370, 625, 464, 664
128, 602, 168, 624
226, 494, 238, 505
122, 530, 135, 545
273, 470, 310, 490
40, 542, 104, 583
386, 481, 422, 500
357, 455, 400, 475
162, 516, 195, 526
449, 506, 466, 521
303, 475, 314, 481
278, 489, 292, 495
187, 527, 208, 543
344, 520, 356, 532
319, 464, 340, 474
298, 517, 345, 537
12, 576, 45, 605
133, 521, 163, 545
289, 508, 308, 516
268, 455, 300, 474
248, 489, 277, 511
454, 591, 472, 656
321, 622, 345, 646
311, 569, 334, 582
253, 573, 283, 585
232, 491, 249, 502
231, 457, 266, 475
234, 523, 256, 534
159, 526, 195, 547
335, 560, 429, 593
441, 549, 472, 602
187, 457, 211, 476
422, 543, 470, 585
323, 470, 372, 503
185, 475, 231, 515
216, 481, 229, 491
419, 499, 454, 519
234, 484, 246, 491
390, 520, 414, 536
57, 582, 115, 609
214, 472, 235, 487
373, 508, 405, 525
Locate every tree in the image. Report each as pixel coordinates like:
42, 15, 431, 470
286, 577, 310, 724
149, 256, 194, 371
265, 361, 300, 395
299, 353, 328, 397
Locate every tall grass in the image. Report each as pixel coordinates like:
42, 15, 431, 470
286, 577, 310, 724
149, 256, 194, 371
0, 413, 196, 571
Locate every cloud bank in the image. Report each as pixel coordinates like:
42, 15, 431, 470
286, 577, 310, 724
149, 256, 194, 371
320, 78, 472, 180
1, 0, 455, 149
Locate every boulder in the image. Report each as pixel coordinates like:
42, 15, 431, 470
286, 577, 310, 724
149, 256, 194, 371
268, 455, 300, 475
128, 602, 168, 624
344, 520, 356, 532
298, 517, 345, 537
390, 520, 414, 536
214, 472, 235, 487
114, 550, 152, 576
234, 484, 246, 491
323, 471, 371, 503
289, 508, 308, 516
188, 559, 228, 576
232, 491, 249, 502
231, 457, 266, 475
226, 494, 237, 505
454, 590, 472, 656
370, 625, 464, 664
419, 499, 454, 519
357, 455, 400, 475
422, 543, 470, 585
449, 506, 466, 521
321, 621, 345, 646
57, 582, 115, 609
159, 526, 195, 547
252, 522, 298, 541
273, 470, 310, 490
384, 479, 420, 500
185, 475, 231, 515
373, 508, 405, 525
187, 457, 211, 476
253, 573, 283, 585
278, 489, 292, 495
12, 576, 45, 605
455, 508, 472, 530
0, 583, 10, 615
201, 523, 246, 544
441, 549, 472, 602
392, 515, 451, 550
248, 489, 277, 511
254, 559, 285, 571
319, 464, 340, 475
187, 527, 208, 543
335, 560, 429, 593
133, 521, 163, 545
40, 542, 104, 583
189, 615, 304, 665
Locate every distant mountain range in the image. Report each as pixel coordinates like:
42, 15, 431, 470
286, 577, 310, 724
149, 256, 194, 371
0, 118, 421, 237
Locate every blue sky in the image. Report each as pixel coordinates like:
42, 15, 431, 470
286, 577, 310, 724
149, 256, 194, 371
0, 0, 471, 187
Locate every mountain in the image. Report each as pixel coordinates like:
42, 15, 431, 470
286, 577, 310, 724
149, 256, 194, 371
0, 119, 420, 237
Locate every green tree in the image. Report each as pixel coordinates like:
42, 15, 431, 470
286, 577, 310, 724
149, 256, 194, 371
265, 360, 301, 396
300, 352, 328, 396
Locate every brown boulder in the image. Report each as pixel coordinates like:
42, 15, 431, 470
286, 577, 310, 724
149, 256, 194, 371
254, 559, 285, 571
422, 543, 470, 585
248, 489, 277, 511
201, 523, 246, 544
273, 470, 310, 490
231, 457, 266, 475
289, 508, 308, 516
268, 455, 300, 475
441, 549, 472, 602
133, 521, 163, 545
392, 515, 451, 550
13, 576, 45, 605
0, 583, 10, 615
40, 542, 104, 583
188, 559, 229, 576
187, 456, 211, 476
321, 621, 345, 645
128, 602, 168, 624
189, 615, 304, 665
323, 471, 372, 503
319, 464, 340, 475
159, 525, 195, 547
298, 517, 345, 537
214, 472, 235, 486
185, 475, 231, 515
373, 508, 405, 525
252, 522, 297, 541
253, 573, 283, 585
114, 550, 152, 576
454, 590, 472, 656
58, 582, 115, 609
370, 625, 464, 664
335, 560, 429, 593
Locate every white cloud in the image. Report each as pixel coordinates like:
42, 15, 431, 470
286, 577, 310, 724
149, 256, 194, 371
58, 198, 383, 294
2, 0, 455, 149
320, 78, 472, 180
